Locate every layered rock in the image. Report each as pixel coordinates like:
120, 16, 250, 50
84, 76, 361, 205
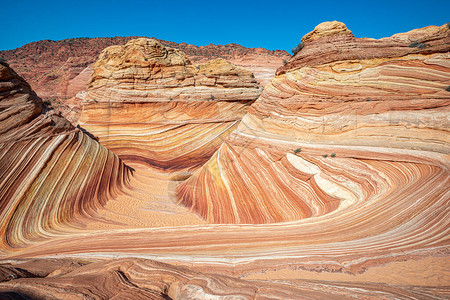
0, 23, 449, 298
0, 258, 445, 299
177, 21, 450, 224
0, 37, 288, 103
0, 61, 131, 249
79, 38, 262, 170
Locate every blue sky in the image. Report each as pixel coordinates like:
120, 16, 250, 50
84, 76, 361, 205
1, 0, 449, 52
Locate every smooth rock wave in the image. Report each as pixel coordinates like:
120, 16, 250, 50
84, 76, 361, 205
0, 61, 131, 250
177, 22, 449, 225
0, 22, 449, 299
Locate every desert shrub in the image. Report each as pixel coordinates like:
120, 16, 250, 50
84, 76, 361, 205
283, 59, 288, 65
210, 95, 215, 101
409, 41, 429, 49
291, 42, 304, 55
331, 153, 336, 158
293, 148, 301, 154
323, 154, 328, 158
445, 86, 450, 92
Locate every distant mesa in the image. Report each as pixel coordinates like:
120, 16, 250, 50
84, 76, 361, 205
0, 37, 290, 111
79, 38, 262, 171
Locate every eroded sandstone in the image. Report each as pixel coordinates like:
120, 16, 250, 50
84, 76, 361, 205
178, 22, 450, 225
79, 38, 262, 170
0, 61, 131, 250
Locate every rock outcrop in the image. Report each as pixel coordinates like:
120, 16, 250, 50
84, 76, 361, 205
177, 21, 450, 224
0, 257, 444, 299
0, 23, 449, 298
79, 38, 262, 170
0, 37, 289, 104
0, 61, 131, 249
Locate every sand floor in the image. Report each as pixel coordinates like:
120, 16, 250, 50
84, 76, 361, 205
84, 163, 206, 230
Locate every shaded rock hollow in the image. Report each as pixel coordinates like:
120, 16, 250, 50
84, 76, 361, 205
79, 38, 262, 171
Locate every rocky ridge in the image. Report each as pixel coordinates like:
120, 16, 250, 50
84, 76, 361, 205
0, 37, 289, 103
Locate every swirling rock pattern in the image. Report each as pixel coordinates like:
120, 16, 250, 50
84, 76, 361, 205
178, 21, 450, 224
0, 258, 446, 299
1, 23, 449, 299
79, 38, 262, 170
0, 61, 131, 250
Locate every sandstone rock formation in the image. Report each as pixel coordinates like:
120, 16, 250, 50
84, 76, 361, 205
0, 22, 449, 299
79, 38, 262, 170
0, 257, 445, 299
0, 37, 289, 103
178, 21, 450, 224
0, 60, 131, 250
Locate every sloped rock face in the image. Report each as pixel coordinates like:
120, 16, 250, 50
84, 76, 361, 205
177, 22, 450, 224
79, 38, 262, 170
0, 61, 131, 249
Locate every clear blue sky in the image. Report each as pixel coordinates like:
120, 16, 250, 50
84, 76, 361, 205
1, 0, 449, 52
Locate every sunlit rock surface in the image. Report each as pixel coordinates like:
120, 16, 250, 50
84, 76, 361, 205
0, 23, 449, 299
0, 60, 131, 250
178, 21, 450, 224
79, 38, 262, 171
0, 257, 446, 299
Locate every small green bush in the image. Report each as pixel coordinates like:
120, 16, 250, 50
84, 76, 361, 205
283, 59, 288, 65
445, 86, 450, 92
294, 148, 301, 154
323, 154, 328, 158
210, 95, 215, 101
291, 42, 304, 55
331, 153, 336, 158
417, 43, 428, 49
409, 41, 429, 49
